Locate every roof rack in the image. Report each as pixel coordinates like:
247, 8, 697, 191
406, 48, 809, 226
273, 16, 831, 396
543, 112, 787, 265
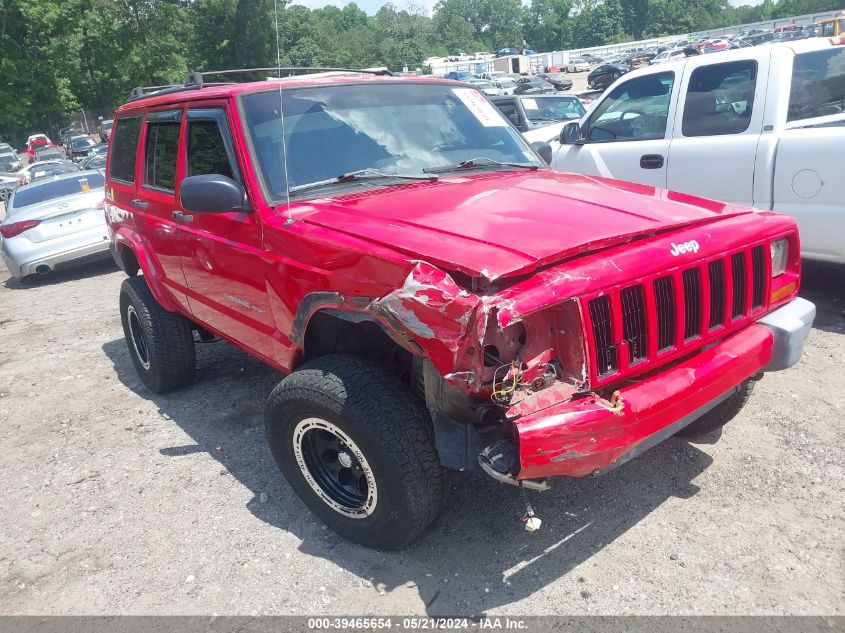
128, 67, 393, 102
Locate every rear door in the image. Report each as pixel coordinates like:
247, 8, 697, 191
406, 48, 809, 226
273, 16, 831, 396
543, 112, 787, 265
666, 52, 768, 207
175, 105, 276, 357
552, 70, 678, 189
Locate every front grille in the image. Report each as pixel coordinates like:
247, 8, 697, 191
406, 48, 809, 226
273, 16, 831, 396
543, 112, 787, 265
731, 252, 747, 318
621, 285, 647, 364
585, 244, 769, 386
654, 276, 675, 352
588, 295, 615, 377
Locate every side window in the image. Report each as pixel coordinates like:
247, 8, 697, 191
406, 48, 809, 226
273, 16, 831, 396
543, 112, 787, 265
788, 48, 845, 121
682, 61, 757, 137
187, 120, 234, 179
109, 115, 142, 183
495, 102, 521, 128
144, 120, 180, 191
588, 72, 674, 142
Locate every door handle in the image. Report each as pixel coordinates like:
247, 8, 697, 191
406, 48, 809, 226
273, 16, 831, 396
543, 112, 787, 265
131, 198, 148, 210
640, 154, 664, 169
172, 211, 193, 224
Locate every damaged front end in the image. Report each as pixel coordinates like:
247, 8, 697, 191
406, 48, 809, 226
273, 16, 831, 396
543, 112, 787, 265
368, 261, 595, 489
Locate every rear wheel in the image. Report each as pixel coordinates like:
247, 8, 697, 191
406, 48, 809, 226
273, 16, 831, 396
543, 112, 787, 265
265, 354, 444, 549
677, 380, 755, 438
119, 276, 195, 393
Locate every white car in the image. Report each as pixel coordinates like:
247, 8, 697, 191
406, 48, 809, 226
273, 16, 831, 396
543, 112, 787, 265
551, 38, 845, 264
493, 78, 518, 95
567, 58, 592, 72
467, 79, 500, 96
480, 71, 507, 81
650, 49, 686, 64
17, 159, 81, 185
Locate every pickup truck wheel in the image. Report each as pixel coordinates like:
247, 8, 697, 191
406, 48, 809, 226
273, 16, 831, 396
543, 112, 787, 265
265, 354, 444, 549
677, 380, 754, 438
119, 276, 195, 393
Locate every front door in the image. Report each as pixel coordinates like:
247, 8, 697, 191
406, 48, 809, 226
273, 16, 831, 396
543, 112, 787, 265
175, 106, 277, 361
551, 70, 678, 190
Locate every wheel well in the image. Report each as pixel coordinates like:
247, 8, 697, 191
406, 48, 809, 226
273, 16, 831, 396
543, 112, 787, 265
118, 245, 140, 276
303, 311, 414, 382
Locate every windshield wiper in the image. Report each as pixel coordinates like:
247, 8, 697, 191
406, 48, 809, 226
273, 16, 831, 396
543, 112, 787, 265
288, 168, 438, 194
424, 157, 539, 174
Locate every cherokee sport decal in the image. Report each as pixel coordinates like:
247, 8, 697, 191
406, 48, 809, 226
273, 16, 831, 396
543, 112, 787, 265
669, 240, 700, 256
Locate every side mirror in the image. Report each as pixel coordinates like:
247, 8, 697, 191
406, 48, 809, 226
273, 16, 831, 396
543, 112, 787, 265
180, 174, 249, 213
560, 121, 585, 145
530, 141, 553, 165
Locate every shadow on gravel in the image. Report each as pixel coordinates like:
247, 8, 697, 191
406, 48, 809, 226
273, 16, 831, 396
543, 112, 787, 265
2, 257, 117, 289
799, 261, 844, 335
102, 336, 713, 616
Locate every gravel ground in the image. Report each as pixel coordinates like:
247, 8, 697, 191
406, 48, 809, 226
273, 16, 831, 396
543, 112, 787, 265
0, 203, 842, 615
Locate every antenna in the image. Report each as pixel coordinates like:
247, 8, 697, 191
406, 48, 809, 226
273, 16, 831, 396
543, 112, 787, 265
273, 0, 293, 225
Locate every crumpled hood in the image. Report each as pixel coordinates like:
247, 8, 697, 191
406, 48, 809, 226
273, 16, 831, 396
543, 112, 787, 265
294, 170, 753, 281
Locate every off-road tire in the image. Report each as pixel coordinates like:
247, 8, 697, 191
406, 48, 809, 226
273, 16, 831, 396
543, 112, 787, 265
265, 354, 445, 549
119, 276, 195, 393
677, 380, 755, 438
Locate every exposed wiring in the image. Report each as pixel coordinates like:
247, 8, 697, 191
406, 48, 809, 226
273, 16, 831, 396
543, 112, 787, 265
491, 361, 521, 403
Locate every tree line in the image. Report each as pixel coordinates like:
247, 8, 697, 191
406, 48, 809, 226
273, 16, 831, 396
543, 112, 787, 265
0, 0, 840, 143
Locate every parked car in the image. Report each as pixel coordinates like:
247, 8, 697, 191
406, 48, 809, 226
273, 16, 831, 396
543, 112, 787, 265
25, 134, 52, 158
535, 72, 573, 91
444, 70, 474, 81
552, 37, 845, 263
67, 135, 96, 162
581, 53, 604, 64
513, 78, 555, 95
587, 63, 629, 90
567, 58, 592, 72
743, 31, 774, 46
651, 48, 687, 64
98, 119, 114, 143
479, 71, 507, 82
0, 170, 108, 280
81, 154, 107, 170
493, 78, 518, 95
17, 160, 80, 185
105, 70, 812, 548
496, 47, 521, 57
0, 172, 18, 204
33, 146, 65, 162
491, 94, 586, 144
467, 79, 499, 96
0, 148, 22, 172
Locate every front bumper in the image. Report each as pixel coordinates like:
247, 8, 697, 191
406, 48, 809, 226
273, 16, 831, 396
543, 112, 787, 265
516, 297, 815, 480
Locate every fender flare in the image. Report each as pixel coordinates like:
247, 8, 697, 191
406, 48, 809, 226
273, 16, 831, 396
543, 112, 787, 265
291, 291, 424, 361
112, 228, 180, 313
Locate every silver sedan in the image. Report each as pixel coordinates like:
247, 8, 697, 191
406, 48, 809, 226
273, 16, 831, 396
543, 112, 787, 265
1, 171, 109, 280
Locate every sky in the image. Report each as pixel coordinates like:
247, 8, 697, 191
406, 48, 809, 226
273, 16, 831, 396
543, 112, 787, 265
291, 0, 763, 16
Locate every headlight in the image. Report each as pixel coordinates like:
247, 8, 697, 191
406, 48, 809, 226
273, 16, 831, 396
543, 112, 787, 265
770, 238, 788, 277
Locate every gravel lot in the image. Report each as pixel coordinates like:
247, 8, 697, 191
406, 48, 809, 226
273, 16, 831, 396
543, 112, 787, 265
0, 198, 842, 615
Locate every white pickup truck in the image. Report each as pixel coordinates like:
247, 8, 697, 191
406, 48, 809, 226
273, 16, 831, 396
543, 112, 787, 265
551, 37, 845, 263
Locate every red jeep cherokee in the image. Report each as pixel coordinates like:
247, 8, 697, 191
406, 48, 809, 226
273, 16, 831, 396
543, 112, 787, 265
105, 70, 815, 548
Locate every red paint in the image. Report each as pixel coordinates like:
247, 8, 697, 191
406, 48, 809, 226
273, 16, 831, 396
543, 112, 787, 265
107, 77, 802, 482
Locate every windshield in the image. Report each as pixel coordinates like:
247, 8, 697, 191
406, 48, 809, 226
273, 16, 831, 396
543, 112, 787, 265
71, 138, 95, 149
11, 173, 103, 209
241, 83, 540, 199
522, 97, 586, 122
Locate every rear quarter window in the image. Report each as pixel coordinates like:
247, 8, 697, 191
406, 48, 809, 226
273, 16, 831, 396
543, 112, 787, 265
109, 115, 142, 183
788, 48, 845, 121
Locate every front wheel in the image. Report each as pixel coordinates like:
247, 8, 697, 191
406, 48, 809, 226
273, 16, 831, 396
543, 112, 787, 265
265, 354, 445, 549
677, 380, 755, 438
